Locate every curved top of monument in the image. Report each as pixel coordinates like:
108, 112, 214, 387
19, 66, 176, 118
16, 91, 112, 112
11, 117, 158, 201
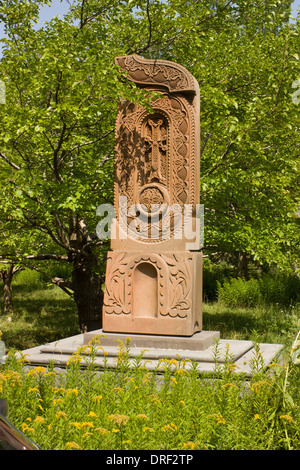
115, 54, 199, 95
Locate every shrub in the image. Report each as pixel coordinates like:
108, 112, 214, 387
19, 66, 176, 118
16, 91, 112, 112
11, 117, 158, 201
203, 260, 237, 301
217, 275, 300, 308
217, 278, 262, 308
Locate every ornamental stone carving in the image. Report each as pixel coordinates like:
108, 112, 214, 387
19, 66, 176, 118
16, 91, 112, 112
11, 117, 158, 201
103, 55, 202, 336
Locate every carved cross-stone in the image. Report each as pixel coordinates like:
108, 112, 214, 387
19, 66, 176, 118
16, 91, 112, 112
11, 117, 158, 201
102, 55, 202, 336
144, 117, 167, 183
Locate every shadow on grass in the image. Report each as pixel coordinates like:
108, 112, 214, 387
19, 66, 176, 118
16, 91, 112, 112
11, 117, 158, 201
203, 310, 257, 340
202, 302, 294, 345
0, 284, 80, 350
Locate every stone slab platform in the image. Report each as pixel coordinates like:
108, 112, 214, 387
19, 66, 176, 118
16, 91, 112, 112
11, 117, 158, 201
84, 329, 220, 351
15, 330, 284, 377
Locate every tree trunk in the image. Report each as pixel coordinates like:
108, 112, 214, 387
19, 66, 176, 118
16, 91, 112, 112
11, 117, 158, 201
238, 251, 248, 279
2, 264, 14, 313
71, 252, 104, 333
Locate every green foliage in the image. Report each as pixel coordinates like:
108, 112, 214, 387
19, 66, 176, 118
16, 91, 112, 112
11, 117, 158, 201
217, 274, 300, 308
203, 259, 237, 301
1, 338, 299, 450
218, 277, 262, 308
0, 0, 299, 276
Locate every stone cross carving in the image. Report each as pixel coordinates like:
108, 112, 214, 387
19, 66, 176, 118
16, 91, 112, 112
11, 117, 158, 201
102, 55, 202, 336
145, 117, 167, 183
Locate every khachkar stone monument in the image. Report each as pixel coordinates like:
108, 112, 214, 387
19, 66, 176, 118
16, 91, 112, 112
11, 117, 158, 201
21, 56, 282, 372
102, 54, 204, 337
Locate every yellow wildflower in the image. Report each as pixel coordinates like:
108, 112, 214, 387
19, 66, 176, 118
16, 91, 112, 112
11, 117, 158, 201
66, 442, 81, 450
95, 427, 110, 435
280, 415, 296, 425
56, 411, 67, 420
221, 383, 238, 390
226, 363, 239, 373
175, 368, 190, 376
179, 400, 185, 406
169, 358, 178, 366
143, 426, 154, 432
182, 441, 198, 450
65, 388, 78, 396
254, 414, 260, 420
5, 371, 22, 386
208, 413, 226, 424
88, 411, 98, 418
88, 334, 105, 345
21, 423, 35, 434
136, 414, 149, 420
161, 423, 177, 432
123, 376, 134, 383
268, 363, 283, 369
112, 429, 120, 433
108, 414, 129, 426
81, 422, 94, 428
142, 373, 152, 384
28, 387, 39, 394
250, 380, 271, 393
34, 367, 47, 375
70, 422, 82, 429
34, 416, 45, 424
93, 395, 103, 403
150, 394, 160, 405
66, 353, 82, 366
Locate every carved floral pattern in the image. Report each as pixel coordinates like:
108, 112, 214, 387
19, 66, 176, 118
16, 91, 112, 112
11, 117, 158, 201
115, 55, 198, 94
114, 93, 196, 243
103, 252, 193, 318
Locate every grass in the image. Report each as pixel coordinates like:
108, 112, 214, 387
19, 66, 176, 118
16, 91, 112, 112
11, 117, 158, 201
0, 272, 299, 351
203, 302, 300, 348
0, 272, 79, 351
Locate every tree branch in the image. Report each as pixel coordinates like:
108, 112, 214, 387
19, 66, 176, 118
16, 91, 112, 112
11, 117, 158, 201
24, 254, 69, 261
0, 152, 21, 170
22, 263, 74, 297
204, 141, 234, 177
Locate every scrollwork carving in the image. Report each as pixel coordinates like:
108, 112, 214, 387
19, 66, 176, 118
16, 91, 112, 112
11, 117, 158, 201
115, 55, 198, 94
103, 252, 193, 318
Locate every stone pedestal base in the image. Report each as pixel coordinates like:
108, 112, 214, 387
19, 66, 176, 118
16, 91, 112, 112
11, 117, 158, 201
84, 329, 220, 351
15, 331, 284, 378
102, 251, 203, 336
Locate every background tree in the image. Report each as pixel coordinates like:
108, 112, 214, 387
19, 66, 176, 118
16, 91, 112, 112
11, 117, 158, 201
0, 0, 299, 330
